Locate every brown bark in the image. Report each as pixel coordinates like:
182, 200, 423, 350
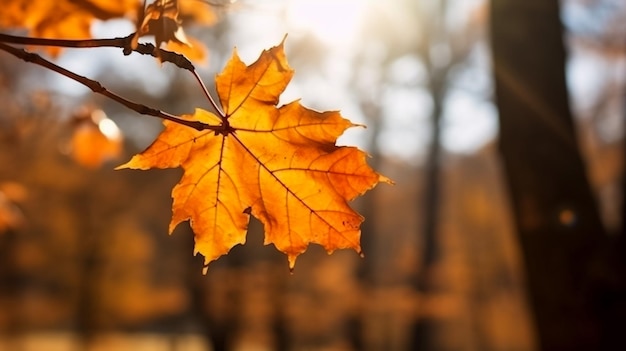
490, 0, 624, 349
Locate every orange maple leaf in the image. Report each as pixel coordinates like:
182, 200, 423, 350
118, 40, 391, 270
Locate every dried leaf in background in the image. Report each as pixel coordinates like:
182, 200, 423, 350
70, 109, 123, 169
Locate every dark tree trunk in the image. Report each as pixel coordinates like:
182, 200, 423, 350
490, 0, 625, 349
410, 70, 444, 351
75, 191, 100, 349
420, 69, 445, 276
411, 3, 448, 350
0, 229, 19, 338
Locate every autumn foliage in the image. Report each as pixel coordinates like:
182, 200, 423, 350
0, 0, 136, 41
0, 0, 389, 270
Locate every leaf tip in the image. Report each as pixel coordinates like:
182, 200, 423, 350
114, 155, 152, 171
287, 254, 297, 271
168, 217, 184, 234
379, 174, 394, 185
114, 159, 134, 170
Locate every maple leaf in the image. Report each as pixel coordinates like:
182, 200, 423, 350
132, 0, 213, 63
132, 0, 189, 50
118, 40, 391, 270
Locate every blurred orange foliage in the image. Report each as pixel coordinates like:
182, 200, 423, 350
70, 109, 123, 169
0, 181, 27, 233
0, 0, 136, 55
1, 0, 214, 61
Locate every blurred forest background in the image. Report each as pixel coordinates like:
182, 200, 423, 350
1, 0, 625, 350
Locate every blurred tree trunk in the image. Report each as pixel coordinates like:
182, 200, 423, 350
181, 220, 237, 351
0, 229, 19, 339
76, 191, 99, 349
411, 2, 447, 351
490, 0, 624, 349
354, 100, 385, 351
417, 0, 446, 290
357, 100, 382, 285
411, 55, 444, 351
420, 57, 444, 279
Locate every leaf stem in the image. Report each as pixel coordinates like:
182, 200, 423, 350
0, 32, 225, 117
0, 42, 217, 132
192, 69, 225, 117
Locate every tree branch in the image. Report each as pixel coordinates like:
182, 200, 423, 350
0, 42, 219, 132
0, 33, 120, 48
0, 33, 195, 69
0, 33, 224, 117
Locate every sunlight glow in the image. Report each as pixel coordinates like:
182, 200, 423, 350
286, 0, 370, 45
93, 110, 122, 141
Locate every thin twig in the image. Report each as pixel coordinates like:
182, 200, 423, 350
192, 70, 225, 117
0, 42, 218, 132
0, 33, 128, 48
0, 33, 224, 116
